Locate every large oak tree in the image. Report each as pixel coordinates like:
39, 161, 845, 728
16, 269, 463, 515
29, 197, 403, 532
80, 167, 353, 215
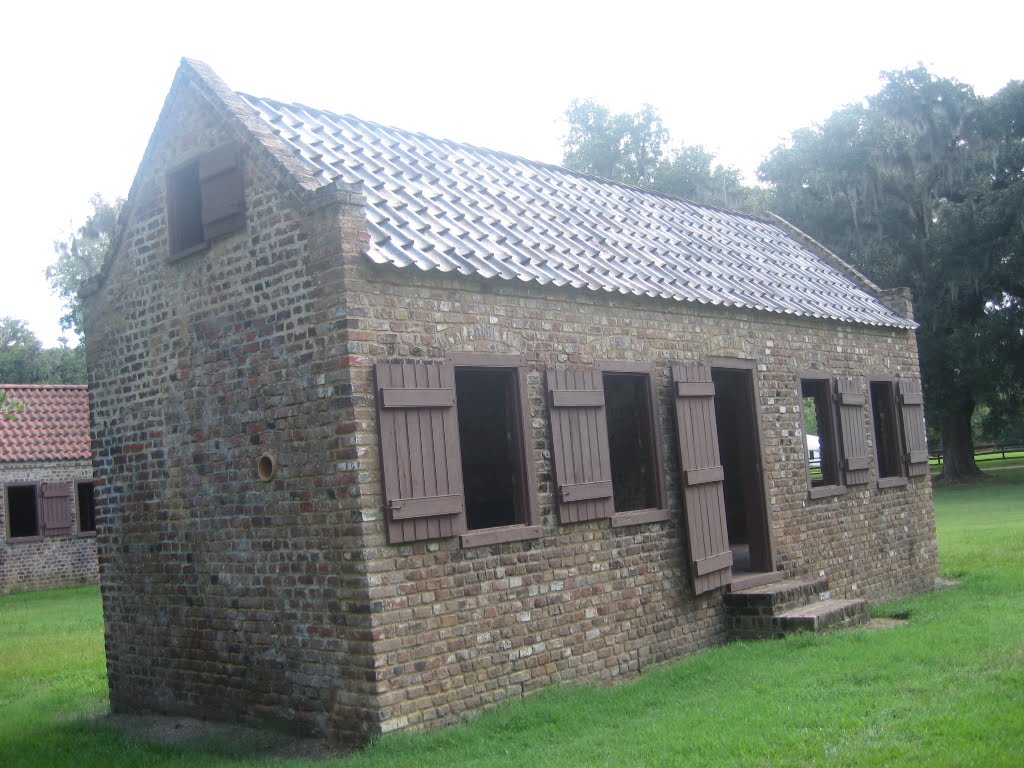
760, 69, 1024, 481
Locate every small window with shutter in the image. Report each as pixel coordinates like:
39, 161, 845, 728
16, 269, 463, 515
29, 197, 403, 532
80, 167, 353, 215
547, 363, 668, 527
375, 355, 540, 547
5, 484, 40, 540
800, 377, 845, 498
5, 483, 74, 540
167, 143, 245, 260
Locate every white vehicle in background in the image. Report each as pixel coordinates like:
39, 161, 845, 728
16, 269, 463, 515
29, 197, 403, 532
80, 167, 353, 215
806, 434, 821, 468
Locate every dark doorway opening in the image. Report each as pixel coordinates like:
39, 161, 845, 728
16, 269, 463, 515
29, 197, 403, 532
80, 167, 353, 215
455, 368, 522, 530
711, 365, 772, 575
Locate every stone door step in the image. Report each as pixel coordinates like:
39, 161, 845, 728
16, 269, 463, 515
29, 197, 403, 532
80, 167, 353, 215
724, 577, 830, 614
776, 598, 869, 634
724, 575, 870, 640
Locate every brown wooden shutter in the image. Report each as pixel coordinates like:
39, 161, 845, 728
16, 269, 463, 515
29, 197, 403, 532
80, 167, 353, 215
547, 369, 614, 524
375, 362, 466, 543
897, 378, 930, 477
834, 377, 871, 485
672, 364, 732, 594
199, 144, 245, 240
40, 483, 72, 536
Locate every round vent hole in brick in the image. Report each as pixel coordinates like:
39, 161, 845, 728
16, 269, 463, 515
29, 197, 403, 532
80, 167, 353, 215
257, 453, 277, 481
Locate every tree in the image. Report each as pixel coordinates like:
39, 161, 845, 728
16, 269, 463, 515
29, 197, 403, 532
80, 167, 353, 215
38, 343, 87, 385
562, 100, 766, 211
0, 316, 85, 384
760, 68, 1024, 481
563, 99, 668, 188
655, 145, 769, 211
48, 194, 122, 337
0, 317, 44, 383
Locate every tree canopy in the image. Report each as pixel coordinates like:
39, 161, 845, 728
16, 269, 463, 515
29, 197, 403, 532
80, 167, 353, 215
0, 194, 118, 387
0, 316, 85, 385
562, 99, 767, 211
48, 194, 122, 337
759, 68, 1024, 480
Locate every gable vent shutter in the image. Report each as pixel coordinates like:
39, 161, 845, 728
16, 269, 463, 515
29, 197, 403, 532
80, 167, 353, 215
835, 376, 871, 485
672, 364, 732, 594
40, 483, 72, 536
897, 378, 930, 477
375, 362, 466, 543
199, 143, 245, 240
547, 369, 614, 524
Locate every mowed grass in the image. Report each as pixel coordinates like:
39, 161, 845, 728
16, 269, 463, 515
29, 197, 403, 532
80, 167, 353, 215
2, 471, 1023, 767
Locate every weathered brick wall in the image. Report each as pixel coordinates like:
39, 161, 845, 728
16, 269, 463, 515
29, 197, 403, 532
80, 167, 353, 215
339, 256, 938, 733
0, 459, 97, 593
82, 71, 377, 744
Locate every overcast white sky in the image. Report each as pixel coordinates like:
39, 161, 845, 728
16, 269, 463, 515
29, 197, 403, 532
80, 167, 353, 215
2, 0, 1021, 347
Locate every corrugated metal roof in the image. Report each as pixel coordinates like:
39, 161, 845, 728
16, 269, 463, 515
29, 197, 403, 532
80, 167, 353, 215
239, 94, 914, 329
0, 385, 91, 462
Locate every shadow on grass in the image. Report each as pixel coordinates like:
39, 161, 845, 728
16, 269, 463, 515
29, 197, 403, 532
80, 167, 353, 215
0, 710, 339, 768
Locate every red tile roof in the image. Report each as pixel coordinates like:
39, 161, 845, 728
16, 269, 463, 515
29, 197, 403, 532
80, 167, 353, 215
0, 385, 91, 462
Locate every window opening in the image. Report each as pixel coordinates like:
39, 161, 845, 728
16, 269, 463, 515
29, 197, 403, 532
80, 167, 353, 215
603, 372, 657, 512
801, 379, 839, 488
455, 368, 523, 530
77, 481, 96, 533
871, 380, 903, 478
167, 144, 244, 260
6, 485, 39, 538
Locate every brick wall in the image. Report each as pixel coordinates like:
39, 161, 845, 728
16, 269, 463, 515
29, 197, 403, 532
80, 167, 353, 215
338, 256, 938, 733
83, 71, 377, 744
84, 66, 938, 745
0, 459, 97, 593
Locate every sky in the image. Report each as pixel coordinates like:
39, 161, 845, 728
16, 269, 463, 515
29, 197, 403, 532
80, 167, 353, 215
2, 0, 1021, 348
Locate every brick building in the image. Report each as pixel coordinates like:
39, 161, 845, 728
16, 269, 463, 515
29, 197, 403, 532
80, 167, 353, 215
82, 59, 938, 745
0, 384, 98, 593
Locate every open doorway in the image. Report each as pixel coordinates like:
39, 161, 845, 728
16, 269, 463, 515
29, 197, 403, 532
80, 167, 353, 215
711, 362, 773, 578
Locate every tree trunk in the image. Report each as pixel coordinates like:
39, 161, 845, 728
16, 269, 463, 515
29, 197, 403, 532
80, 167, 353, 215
937, 395, 985, 482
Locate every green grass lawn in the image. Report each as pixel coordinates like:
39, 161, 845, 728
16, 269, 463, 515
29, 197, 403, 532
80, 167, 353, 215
2, 470, 1022, 767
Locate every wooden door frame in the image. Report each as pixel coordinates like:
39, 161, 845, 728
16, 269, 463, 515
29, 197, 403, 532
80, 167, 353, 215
708, 356, 776, 574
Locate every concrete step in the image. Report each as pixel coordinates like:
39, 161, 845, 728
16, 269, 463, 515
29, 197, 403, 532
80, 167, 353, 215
776, 598, 869, 634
